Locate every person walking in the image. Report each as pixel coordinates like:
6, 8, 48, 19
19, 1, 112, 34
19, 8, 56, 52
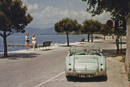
25, 32, 30, 50
32, 34, 37, 50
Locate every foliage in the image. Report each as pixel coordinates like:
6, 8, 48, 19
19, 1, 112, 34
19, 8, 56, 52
81, 19, 101, 42
82, 0, 128, 39
82, 19, 101, 33
0, 0, 33, 33
55, 18, 80, 33
82, 0, 129, 39
54, 18, 80, 46
81, 19, 123, 37
100, 24, 111, 36
82, 0, 130, 19
82, 0, 129, 53
120, 56, 125, 63
0, 0, 33, 56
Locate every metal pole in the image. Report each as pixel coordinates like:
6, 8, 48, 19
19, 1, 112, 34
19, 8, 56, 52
120, 35, 122, 53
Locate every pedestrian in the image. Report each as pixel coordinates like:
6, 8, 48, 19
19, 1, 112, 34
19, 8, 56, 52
32, 34, 37, 50
25, 32, 30, 50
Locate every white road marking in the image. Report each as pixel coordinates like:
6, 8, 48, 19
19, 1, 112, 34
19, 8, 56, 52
34, 72, 65, 87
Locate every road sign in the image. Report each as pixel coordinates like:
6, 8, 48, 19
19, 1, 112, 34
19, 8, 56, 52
106, 20, 113, 27
115, 20, 126, 30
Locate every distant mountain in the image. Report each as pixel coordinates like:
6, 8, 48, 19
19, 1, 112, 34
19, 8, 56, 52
25, 27, 57, 35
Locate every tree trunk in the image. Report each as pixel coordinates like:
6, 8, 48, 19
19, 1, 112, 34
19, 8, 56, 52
126, 17, 130, 73
112, 35, 114, 39
3, 32, 8, 57
116, 36, 120, 53
88, 34, 90, 42
66, 32, 69, 46
104, 35, 106, 40
91, 34, 93, 42
120, 36, 123, 52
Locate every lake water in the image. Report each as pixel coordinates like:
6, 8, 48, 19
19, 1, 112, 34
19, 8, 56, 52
0, 34, 88, 52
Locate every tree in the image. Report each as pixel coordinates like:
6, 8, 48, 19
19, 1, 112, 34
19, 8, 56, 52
82, 0, 129, 18
82, 0, 130, 73
91, 20, 101, 42
81, 20, 91, 42
82, 0, 129, 34
54, 18, 79, 46
100, 24, 111, 39
0, 0, 33, 57
82, 19, 101, 42
112, 26, 126, 53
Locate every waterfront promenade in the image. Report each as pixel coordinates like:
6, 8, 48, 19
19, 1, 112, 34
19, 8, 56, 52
0, 39, 129, 87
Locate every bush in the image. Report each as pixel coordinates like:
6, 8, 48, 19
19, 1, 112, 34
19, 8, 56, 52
80, 38, 85, 42
120, 56, 125, 63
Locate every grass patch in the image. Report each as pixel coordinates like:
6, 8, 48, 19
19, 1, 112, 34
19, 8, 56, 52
120, 56, 125, 63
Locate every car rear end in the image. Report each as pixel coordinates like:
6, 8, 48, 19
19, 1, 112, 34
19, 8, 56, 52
65, 55, 106, 78
74, 55, 99, 77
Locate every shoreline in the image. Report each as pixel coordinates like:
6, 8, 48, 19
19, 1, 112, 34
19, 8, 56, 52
1, 38, 127, 57
0, 39, 104, 56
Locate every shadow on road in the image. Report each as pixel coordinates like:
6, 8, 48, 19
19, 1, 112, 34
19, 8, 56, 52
59, 45, 75, 47
0, 53, 40, 59
41, 49, 52, 51
103, 48, 126, 57
67, 76, 107, 82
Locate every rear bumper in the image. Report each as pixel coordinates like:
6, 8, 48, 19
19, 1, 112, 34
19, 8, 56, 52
66, 71, 106, 77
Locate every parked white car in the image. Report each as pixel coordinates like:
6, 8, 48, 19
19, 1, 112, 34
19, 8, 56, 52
65, 46, 107, 81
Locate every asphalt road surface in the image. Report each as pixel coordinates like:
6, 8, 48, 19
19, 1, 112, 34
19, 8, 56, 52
0, 40, 129, 87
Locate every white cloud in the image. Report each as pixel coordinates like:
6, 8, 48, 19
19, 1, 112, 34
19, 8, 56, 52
23, 0, 110, 28
20, 0, 112, 29
22, 0, 28, 5
22, 0, 39, 12
28, 6, 111, 28
21, 0, 112, 28
28, 3, 38, 12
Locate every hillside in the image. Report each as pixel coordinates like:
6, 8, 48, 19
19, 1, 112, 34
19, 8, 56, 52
25, 27, 57, 35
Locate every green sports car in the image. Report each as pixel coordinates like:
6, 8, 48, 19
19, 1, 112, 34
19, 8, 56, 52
65, 46, 107, 80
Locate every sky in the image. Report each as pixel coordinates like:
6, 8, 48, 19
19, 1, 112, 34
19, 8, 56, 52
22, 0, 111, 29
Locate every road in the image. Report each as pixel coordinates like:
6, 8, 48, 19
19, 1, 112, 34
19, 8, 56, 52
0, 40, 129, 87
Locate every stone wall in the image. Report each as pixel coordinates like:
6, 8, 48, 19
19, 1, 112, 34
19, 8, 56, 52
126, 16, 130, 73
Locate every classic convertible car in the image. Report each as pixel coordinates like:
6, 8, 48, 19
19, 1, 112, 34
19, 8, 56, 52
65, 46, 107, 80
